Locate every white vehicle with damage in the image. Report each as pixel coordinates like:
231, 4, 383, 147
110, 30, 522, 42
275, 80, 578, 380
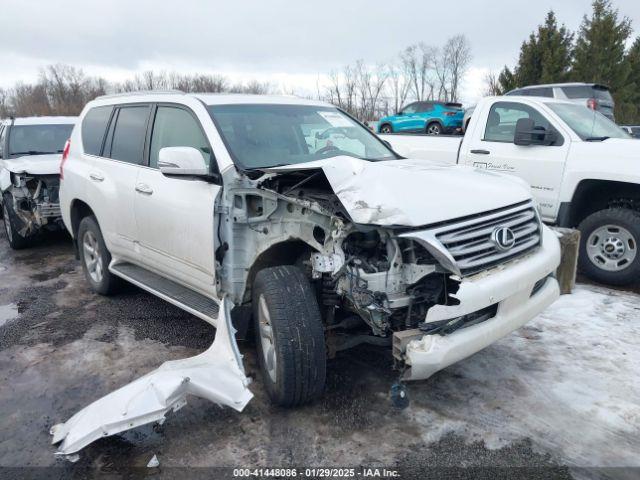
0, 117, 75, 248
382, 96, 640, 285
53, 92, 560, 457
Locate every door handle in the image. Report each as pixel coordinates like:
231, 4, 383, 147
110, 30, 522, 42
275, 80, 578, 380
470, 149, 490, 155
89, 172, 104, 182
135, 183, 153, 195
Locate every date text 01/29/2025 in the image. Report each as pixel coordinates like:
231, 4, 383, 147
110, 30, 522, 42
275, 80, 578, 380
232, 468, 401, 477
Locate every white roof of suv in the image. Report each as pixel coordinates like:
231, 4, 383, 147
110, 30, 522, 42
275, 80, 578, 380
91, 91, 331, 108
1, 116, 77, 126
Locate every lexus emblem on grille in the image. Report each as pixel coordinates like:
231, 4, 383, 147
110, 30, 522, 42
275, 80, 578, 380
492, 227, 516, 251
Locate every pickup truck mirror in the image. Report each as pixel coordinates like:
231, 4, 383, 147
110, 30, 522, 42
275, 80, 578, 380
514, 118, 556, 146
158, 146, 209, 176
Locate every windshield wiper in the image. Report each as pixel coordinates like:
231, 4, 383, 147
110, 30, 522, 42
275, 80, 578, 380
10, 150, 58, 155
585, 136, 610, 142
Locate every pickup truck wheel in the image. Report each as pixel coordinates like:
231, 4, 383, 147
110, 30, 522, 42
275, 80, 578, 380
578, 208, 640, 285
78, 215, 121, 295
2, 193, 30, 250
426, 122, 442, 135
379, 123, 393, 134
252, 265, 326, 407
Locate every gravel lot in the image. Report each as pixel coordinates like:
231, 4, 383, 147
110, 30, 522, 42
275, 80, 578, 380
0, 231, 638, 479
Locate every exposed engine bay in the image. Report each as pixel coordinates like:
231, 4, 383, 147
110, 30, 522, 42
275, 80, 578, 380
2, 172, 63, 237
216, 165, 470, 363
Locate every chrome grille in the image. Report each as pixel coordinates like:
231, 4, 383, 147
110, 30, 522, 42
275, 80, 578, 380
431, 201, 541, 276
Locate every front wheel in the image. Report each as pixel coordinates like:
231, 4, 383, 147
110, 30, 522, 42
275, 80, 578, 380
252, 265, 326, 407
426, 122, 442, 135
379, 124, 393, 134
578, 208, 640, 285
77, 215, 121, 295
2, 193, 30, 250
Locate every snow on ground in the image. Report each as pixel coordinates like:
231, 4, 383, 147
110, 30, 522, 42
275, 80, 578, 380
406, 283, 640, 468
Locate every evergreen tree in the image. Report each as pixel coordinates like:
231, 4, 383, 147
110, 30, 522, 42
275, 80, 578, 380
572, 0, 632, 119
620, 37, 640, 123
498, 10, 573, 92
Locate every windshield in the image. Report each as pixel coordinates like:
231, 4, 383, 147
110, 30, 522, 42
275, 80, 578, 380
546, 103, 629, 140
8, 124, 74, 157
207, 104, 397, 169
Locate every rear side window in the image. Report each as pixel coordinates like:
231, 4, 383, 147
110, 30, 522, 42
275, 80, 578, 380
149, 106, 210, 169
560, 85, 612, 100
81, 106, 113, 156
109, 106, 150, 165
524, 87, 553, 98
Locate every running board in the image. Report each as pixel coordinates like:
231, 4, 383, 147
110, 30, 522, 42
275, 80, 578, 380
110, 262, 219, 326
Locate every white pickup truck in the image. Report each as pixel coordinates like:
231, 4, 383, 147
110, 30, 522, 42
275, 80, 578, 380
382, 96, 640, 285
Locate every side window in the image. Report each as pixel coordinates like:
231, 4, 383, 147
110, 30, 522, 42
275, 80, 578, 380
484, 102, 553, 143
418, 102, 434, 112
402, 103, 418, 114
108, 105, 150, 165
526, 87, 553, 98
149, 106, 211, 169
81, 106, 113, 156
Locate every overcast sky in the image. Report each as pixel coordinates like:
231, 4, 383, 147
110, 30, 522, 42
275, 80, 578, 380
1, 0, 639, 104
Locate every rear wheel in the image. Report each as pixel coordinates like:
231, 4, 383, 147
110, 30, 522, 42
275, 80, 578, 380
252, 265, 326, 407
379, 123, 393, 134
77, 215, 121, 295
426, 122, 442, 135
578, 208, 640, 285
2, 193, 30, 250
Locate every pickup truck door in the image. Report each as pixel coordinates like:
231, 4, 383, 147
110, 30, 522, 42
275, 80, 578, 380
463, 100, 569, 222
133, 104, 220, 296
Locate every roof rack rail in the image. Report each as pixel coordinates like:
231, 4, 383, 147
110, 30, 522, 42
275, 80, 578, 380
96, 89, 186, 100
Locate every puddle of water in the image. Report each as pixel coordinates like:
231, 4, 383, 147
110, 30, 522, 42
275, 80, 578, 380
0, 303, 19, 327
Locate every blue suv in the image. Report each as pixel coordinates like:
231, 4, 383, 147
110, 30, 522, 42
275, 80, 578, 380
378, 101, 464, 135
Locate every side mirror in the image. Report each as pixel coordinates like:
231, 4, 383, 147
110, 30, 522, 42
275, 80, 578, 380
514, 118, 556, 146
159, 146, 209, 176
396, 111, 404, 116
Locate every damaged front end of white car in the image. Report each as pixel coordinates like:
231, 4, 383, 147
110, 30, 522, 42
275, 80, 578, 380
1, 157, 65, 246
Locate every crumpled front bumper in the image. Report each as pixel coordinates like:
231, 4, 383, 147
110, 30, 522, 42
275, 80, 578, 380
403, 225, 561, 381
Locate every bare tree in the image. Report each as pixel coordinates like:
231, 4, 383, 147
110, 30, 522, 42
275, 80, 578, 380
40, 64, 106, 115
401, 43, 437, 101
483, 70, 502, 96
442, 35, 472, 102
386, 62, 411, 114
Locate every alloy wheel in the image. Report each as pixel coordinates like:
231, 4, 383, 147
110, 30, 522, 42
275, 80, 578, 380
83, 230, 104, 283
258, 294, 277, 382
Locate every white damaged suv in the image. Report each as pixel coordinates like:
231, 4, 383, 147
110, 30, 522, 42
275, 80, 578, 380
0, 116, 75, 248
56, 92, 560, 452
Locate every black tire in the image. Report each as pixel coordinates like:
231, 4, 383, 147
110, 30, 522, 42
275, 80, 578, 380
578, 208, 640, 286
77, 215, 121, 295
252, 265, 326, 407
2, 193, 30, 250
379, 123, 393, 134
426, 122, 442, 135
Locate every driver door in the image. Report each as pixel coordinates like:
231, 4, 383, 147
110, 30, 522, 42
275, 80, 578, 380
465, 101, 570, 221
134, 104, 221, 296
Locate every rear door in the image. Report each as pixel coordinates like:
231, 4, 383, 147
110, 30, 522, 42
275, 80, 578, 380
463, 100, 570, 221
84, 104, 151, 258
133, 104, 220, 296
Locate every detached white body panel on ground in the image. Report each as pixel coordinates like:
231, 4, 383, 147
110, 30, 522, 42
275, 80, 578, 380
50, 299, 253, 456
